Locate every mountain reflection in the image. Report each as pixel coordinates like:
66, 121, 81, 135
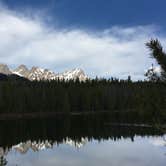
11, 138, 88, 155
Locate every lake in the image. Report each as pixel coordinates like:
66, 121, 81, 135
0, 116, 165, 166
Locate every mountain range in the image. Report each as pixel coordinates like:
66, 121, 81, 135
0, 64, 88, 81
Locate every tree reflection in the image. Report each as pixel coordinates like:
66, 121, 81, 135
0, 156, 7, 166
0, 115, 164, 152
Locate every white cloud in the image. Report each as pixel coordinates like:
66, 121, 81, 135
0, 5, 165, 80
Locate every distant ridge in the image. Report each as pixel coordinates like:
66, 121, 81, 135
0, 64, 88, 81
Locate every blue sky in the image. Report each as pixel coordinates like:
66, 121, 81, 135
2, 0, 166, 30
0, 0, 166, 79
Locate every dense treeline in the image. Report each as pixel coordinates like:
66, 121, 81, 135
0, 78, 165, 121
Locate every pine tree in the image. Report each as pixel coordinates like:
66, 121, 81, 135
146, 39, 166, 81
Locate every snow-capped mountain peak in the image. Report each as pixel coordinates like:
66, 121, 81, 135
57, 68, 88, 81
28, 66, 57, 81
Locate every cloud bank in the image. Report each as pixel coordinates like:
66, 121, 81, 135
0, 5, 165, 80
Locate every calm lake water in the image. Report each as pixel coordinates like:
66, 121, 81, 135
0, 116, 165, 166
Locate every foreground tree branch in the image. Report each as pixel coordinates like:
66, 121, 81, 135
146, 39, 166, 81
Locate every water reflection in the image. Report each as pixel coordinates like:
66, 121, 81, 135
4, 136, 166, 166
0, 116, 165, 166
11, 138, 88, 155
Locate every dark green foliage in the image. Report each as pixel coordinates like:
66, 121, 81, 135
0, 78, 165, 122
0, 156, 7, 166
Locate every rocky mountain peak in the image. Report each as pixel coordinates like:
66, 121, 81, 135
18, 64, 28, 70
57, 68, 88, 81
13, 64, 30, 77
0, 64, 12, 75
28, 66, 57, 81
